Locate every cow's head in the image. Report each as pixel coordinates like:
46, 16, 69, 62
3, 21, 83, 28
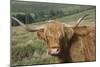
33, 21, 74, 56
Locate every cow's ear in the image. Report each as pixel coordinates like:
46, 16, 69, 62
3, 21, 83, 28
64, 27, 74, 40
37, 28, 46, 41
39, 28, 44, 32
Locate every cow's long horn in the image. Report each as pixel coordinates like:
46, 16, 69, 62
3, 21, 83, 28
74, 14, 89, 28
11, 17, 40, 32
63, 14, 89, 28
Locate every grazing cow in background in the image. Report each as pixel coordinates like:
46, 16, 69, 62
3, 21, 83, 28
12, 15, 96, 63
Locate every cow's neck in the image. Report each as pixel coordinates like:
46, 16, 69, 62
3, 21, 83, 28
58, 38, 72, 63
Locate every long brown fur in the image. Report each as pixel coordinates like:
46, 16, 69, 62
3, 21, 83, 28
37, 21, 96, 62
12, 16, 96, 63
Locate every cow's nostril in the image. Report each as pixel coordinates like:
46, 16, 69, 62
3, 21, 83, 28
57, 48, 59, 51
56, 48, 60, 53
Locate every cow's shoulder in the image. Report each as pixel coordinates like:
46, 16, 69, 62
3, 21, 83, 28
73, 26, 95, 36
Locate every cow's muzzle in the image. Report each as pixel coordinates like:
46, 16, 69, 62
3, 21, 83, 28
49, 48, 60, 56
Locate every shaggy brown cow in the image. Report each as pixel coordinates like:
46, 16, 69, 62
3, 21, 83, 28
12, 16, 96, 63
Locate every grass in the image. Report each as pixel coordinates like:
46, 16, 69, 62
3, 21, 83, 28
11, 26, 59, 66
11, 6, 96, 66
56, 8, 96, 25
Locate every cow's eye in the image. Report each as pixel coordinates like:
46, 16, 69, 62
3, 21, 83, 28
47, 35, 53, 39
54, 38, 57, 40
51, 47, 58, 48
